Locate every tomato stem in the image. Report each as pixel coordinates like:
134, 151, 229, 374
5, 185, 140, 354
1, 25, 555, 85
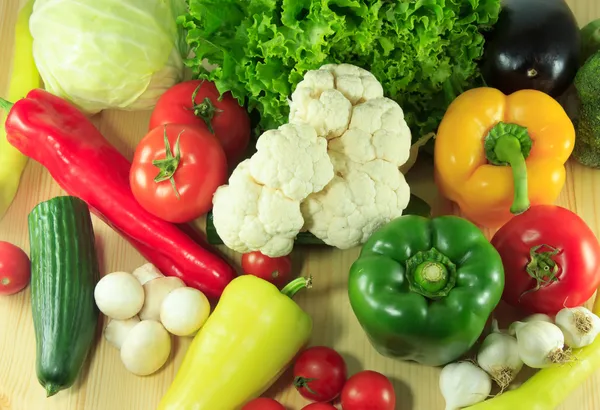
293, 376, 318, 395
190, 82, 222, 134
520, 244, 561, 299
152, 126, 183, 200
1, 277, 10, 285
281, 276, 312, 299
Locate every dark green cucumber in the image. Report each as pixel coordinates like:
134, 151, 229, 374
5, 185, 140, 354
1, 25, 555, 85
28, 196, 100, 397
205, 194, 432, 246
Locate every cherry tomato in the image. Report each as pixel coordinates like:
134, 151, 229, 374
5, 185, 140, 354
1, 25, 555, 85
149, 80, 251, 165
491, 205, 600, 315
340, 371, 395, 410
302, 404, 337, 410
242, 397, 285, 410
242, 251, 293, 289
0, 241, 31, 296
130, 123, 227, 223
293, 346, 347, 403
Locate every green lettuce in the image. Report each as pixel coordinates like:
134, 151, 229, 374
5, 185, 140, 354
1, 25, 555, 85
180, 0, 500, 141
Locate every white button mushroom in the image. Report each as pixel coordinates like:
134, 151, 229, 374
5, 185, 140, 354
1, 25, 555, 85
104, 316, 141, 350
94, 271, 145, 320
138, 276, 185, 321
132, 263, 164, 286
160, 287, 211, 337
120, 320, 171, 376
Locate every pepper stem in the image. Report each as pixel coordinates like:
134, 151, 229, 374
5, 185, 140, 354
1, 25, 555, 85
281, 276, 312, 299
189, 82, 222, 134
405, 248, 457, 299
484, 122, 533, 215
520, 244, 561, 299
0, 98, 14, 112
152, 126, 183, 200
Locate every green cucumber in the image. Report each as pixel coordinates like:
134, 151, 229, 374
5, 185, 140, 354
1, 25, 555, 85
28, 196, 100, 397
206, 194, 432, 246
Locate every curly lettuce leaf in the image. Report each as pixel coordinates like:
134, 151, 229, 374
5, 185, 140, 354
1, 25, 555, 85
181, 0, 500, 141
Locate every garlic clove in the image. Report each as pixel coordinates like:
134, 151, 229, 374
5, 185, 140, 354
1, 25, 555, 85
476, 326, 523, 390
555, 306, 600, 348
511, 320, 571, 368
439, 361, 491, 410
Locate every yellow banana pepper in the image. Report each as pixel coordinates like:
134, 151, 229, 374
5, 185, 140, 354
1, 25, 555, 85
434, 87, 575, 229
467, 294, 600, 410
158, 275, 313, 410
0, 0, 41, 218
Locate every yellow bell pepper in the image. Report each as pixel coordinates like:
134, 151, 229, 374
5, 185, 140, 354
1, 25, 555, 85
434, 87, 575, 229
158, 275, 312, 410
467, 295, 600, 410
0, 0, 41, 218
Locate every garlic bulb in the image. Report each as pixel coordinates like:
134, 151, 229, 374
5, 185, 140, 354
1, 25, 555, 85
477, 320, 523, 390
508, 314, 554, 336
510, 320, 572, 368
439, 361, 491, 410
555, 307, 600, 348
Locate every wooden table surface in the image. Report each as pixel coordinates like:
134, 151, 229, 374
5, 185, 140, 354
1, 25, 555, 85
1, 1, 600, 409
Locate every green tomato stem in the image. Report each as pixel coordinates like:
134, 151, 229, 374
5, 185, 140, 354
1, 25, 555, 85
190, 82, 222, 134
520, 244, 561, 300
152, 126, 183, 200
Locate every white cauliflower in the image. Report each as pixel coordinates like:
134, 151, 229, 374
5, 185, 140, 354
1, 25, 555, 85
289, 63, 384, 139
212, 63, 413, 255
289, 64, 413, 249
301, 154, 411, 249
328, 97, 412, 167
211, 160, 305, 257
249, 123, 333, 201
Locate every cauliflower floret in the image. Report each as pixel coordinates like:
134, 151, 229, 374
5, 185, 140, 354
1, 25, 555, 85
328, 97, 412, 167
212, 160, 304, 257
301, 154, 411, 249
248, 123, 333, 202
287, 63, 413, 249
289, 64, 384, 139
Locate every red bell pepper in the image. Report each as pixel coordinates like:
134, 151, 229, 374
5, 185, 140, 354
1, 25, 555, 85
1, 89, 235, 299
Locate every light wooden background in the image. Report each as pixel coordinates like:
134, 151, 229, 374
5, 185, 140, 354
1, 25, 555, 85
1, 1, 599, 409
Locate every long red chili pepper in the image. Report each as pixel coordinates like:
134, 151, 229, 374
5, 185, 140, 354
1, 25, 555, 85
1, 89, 236, 299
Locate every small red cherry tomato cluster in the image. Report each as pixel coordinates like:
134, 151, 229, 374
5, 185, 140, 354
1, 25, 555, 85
242, 346, 396, 410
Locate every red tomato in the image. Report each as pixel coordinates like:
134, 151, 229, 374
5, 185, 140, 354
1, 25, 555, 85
242, 397, 285, 410
293, 346, 347, 403
340, 371, 395, 410
130, 123, 227, 223
302, 404, 337, 410
0, 241, 31, 296
242, 251, 293, 289
491, 205, 600, 315
149, 80, 251, 165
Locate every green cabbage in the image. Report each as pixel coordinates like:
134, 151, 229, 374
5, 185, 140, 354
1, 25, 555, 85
29, 0, 188, 114
180, 0, 500, 141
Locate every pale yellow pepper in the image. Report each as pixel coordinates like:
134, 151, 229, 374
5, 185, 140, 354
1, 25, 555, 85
158, 275, 312, 410
0, 0, 41, 218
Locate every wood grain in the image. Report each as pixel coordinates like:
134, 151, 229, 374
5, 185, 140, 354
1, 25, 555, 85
0, 1, 599, 409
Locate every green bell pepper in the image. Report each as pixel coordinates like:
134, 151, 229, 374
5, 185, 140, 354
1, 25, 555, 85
348, 215, 505, 367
